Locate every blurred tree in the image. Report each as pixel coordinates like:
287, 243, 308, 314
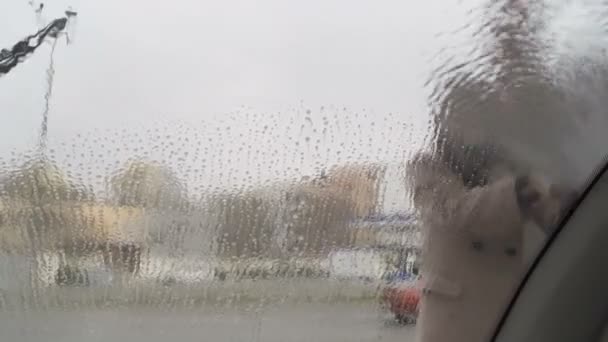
209, 191, 274, 258
0, 156, 93, 256
0, 157, 89, 204
0, 157, 149, 278
110, 159, 185, 210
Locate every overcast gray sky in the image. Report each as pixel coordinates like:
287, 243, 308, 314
0, 0, 455, 138
0, 0, 466, 205
1, 0, 607, 210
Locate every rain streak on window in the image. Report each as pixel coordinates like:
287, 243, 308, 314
1, 1, 608, 342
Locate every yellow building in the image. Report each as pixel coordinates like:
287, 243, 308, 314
0, 199, 146, 273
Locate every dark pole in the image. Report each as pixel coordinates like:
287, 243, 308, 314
0, 17, 67, 76
0, 14, 75, 153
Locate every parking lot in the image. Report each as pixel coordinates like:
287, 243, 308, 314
0, 302, 416, 342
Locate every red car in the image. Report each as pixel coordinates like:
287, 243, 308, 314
381, 277, 422, 324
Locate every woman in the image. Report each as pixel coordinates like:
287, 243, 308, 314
407, 146, 576, 342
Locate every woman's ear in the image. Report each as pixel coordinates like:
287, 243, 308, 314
515, 174, 560, 234
516, 176, 580, 236
515, 174, 542, 219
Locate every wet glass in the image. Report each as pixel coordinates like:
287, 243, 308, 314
1, 1, 608, 341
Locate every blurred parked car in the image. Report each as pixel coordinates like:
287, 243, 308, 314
381, 272, 421, 324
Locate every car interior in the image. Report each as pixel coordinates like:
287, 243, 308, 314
495, 160, 608, 342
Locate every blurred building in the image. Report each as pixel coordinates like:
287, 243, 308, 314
266, 163, 386, 257
0, 199, 146, 270
206, 163, 386, 258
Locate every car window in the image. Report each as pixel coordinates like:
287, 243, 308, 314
1, 1, 607, 341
